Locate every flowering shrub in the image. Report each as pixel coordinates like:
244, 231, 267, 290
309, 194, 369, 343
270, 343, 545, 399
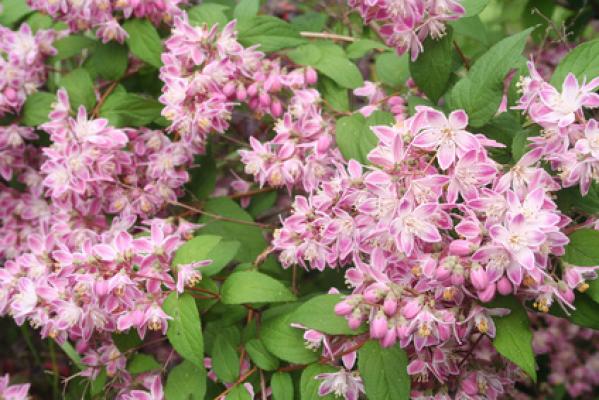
0, 0, 598, 399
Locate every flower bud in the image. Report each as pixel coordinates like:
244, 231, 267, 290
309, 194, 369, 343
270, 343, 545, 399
470, 264, 489, 290
334, 301, 353, 316
497, 277, 513, 295
370, 312, 388, 339
477, 283, 496, 302
305, 67, 318, 84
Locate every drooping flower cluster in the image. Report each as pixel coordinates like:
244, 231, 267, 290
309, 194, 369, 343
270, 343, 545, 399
0, 374, 30, 400
515, 62, 599, 194
159, 15, 317, 154
26, 0, 186, 43
347, 0, 465, 60
40, 89, 194, 218
0, 23, 61, 116
270, 104, 587, 396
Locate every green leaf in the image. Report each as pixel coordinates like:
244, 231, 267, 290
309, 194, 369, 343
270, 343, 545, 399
188, 3, 230, 27
358, 340, 410, 400
234, 0, 260, 20
59, 341, 84, 370
221, 271, 296, 304
347, 39, 390, 59
112, 330, 143, 353
21, 92, 55, 127
291, 294, 362, 335
0, 0, 31, 27
123, 19, 163, 68
450, 16, 488, 45
447, 28, 532, 127
90, 368, 107, 396
188, 153, 217, 199
271, 372, 294, 400
522, 0, 555, 42
290, 12, 328, 33
227, 385, 252, 400
551, 39, 599, 87
165, 360, 206, 400
51, 35, 96, 61
247, 191, 278, 218
260, 310, 320, 364
212, 335, 240, 383
199, 197, 267, 262
99, 89, 163, 127
85, 42, 128, 81
335, 111, 395, 164
462, 0, 490, 17
128, 354, 161, 375
556, 183, 599, 215
24, 12, 53, 32
172, 235, 222, 268
563, 229, 599, 266
237, 16, 307, 52
409, 28, 454, 103
163, 293, 205, 368
60, 68, 96, 110
488, 296, 536, 381
201, 240, 240, 276
375, 52, 409, 87
245, 338, 280, 371
511, 129, 531, 162
300, 364, 337, 400
319, 76, 349, 112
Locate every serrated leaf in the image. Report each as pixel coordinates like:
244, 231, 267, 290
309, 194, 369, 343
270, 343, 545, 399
128, 354, 161, 375
51, 35, 96, 61
60, 68, 96, 110
188, 3, 230, 27
563, 229, 599, 266
291, 294, 363, 335
447, 29, 532, 127
234, 0, 260, 20
221, 271, 296, 304
123, 19, 163, 68
172, 235, 222, 268
335, 111, 395, 164
260, 311, 320, 364
21, 91, 55, 127
165, 360, 206, 400
201, 240, 240, 276
99, 89, 163, 127
488, 296, 536, 381
409, 28, 454, 103
85, 42, 128, 80
237, 16, 307, 52
300, 364, 337, 400
375, 52, 409, 87
163, 293, 204, 368
212, 335, 239, 383
245, 338, 280, 371
551, 39, 599, 87
358, 340, 410, 400
319, 76, 349, 112
271, 372, 294, 400
290, 12, 328, 32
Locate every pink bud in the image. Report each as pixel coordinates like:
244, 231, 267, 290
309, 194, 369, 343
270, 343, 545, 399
381, 326, 397, 347
435, 265, 451, 281
270, 99, 282, 117
370, 313, 388, 339
334, 301, 353, 316
449, 240, 474, 256
401, 298, 421, 319
477, 283, 496, 302
259, 92, 271, 107
562, 288, 575, 304
247, 83, 258, 97
470, 265, 489, 290
497, 277, 513, 295
348, 315, 362, 330
305, 67, 317, 84
223, 81, 236, 97
383, 295, 397, 316
236, 84, 247, 101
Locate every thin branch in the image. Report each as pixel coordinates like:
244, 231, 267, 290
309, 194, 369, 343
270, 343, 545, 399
215, 366, 257, 399
170, 200, 276, 230
92, 81, 119, 118
300, 31, 356, 42
453, 41, 470, 70
225, 187, 276, 200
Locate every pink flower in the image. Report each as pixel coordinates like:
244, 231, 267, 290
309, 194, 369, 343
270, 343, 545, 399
316, 369, 364, 400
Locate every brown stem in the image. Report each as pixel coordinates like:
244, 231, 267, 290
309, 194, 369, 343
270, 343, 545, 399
214, 366, 257, 400
300, 31, 356, 42
453, 41, 470, 70
226, 187, 276, 200
92, 81, 119, 118
170, 200, 276, 230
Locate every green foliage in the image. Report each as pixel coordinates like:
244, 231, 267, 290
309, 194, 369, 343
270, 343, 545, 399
60, 68, 96, 110
165, 360, 206, 400
335, 111, 395, 164
99, 86, 164, 128
375, 52, 409, 87
234, 0, 260, 20
563, 229, 599, 266
0, 0, 31, 27
123, 19, 163, 68
271, 372, 294, 400
358, 340, 411, 400
51, 35, 96, 61
221, 271, 296, 304
188, 3, 231, 27
21, 92, 55, 127
347, 39, 390, 59
300, 364, 337, 400
163, 293, 205, 368
237, 16, 307, 52
551, 39, 599, 86
244, 338, 280, 371
488, 296, 537, 381
128, 354, 161, 375
290, 294, 363, 335
85, 42, 129, 81
172, 235, 222, 268
212, 334, 240, 382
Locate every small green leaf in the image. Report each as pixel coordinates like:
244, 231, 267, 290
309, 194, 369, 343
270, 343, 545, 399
60, 68, 96, 110
99, 89, 163, 127
234, 0, 260, 20
271, 372, 294, 400
21, 92, 55, 127
488, 296, 537, 381
347, 39, 390, 59
563, 229, 599, 266
58, 341, 84, 370
551, 39, 599, 87
112, 330, 143, 353
188, 3, 230, 27
461, 0, 490, 17
123, 19, 163, 68
90, 368, 107, 396
201, 240, 240, 276
260, 310, 320, 364
172, 235, 222, 268
290, 12, 328, 32
51, 35, 96, 60
165, 360, 206, 400
335, 111, 394, 164
85, 42, 128, 80
409, 28, 454, 103
358, 340, 410, 400
556, 183, 599, 215
375, 52, 409, 87
212, 335, 240, 383
237, 16, 307, 52
300, 364, 337, 400
245, 338, 280, 371
227, 385, 252, 400
128, 354, 161, 375
319, 76, 349, 112
221, 271, 296, 304
163, 293, 205, 368
291, 294, 362, 335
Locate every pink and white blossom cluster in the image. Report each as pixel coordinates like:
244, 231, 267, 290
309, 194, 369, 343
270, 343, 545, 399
0, 374, 30, 400
0, 23, 61, 116
347, 0, 465, 60
26, 0, 186, 43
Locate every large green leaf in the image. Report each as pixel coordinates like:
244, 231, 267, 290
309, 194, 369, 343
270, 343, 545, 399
551, 39, 599, 86
221, 271, 296, 304
172, 235, 222, 268
0, 0, 31, 27
260, 310, 320, 364
375, 52, 409, 87
562, 229, 599, 266
60, 68, 96, 111
123, 19, 163, 68
447, 29, 532, 127
358, 341, 410, 400
188, 3, 230, 27
488, 296, 536, 381
99, 87, 164, 127
290, 294, 363, 335
234, 0, 260, 20
244, 338, 280, 371
163, 293, 204, 368
164, 360, 206, 400
212, 334, 240, 383
462, 0, 490, 17
237, 16, 307, 52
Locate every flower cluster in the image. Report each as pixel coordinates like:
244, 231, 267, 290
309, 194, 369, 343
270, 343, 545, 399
347, 0, 465, 60
0, 374, 29, 400
271, 104, 586, 395
515, 62, 599, 194
26, 0, 186, 43
159, 15, 317, 154
40, 89, 193, 218
0, 23, 60, 116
